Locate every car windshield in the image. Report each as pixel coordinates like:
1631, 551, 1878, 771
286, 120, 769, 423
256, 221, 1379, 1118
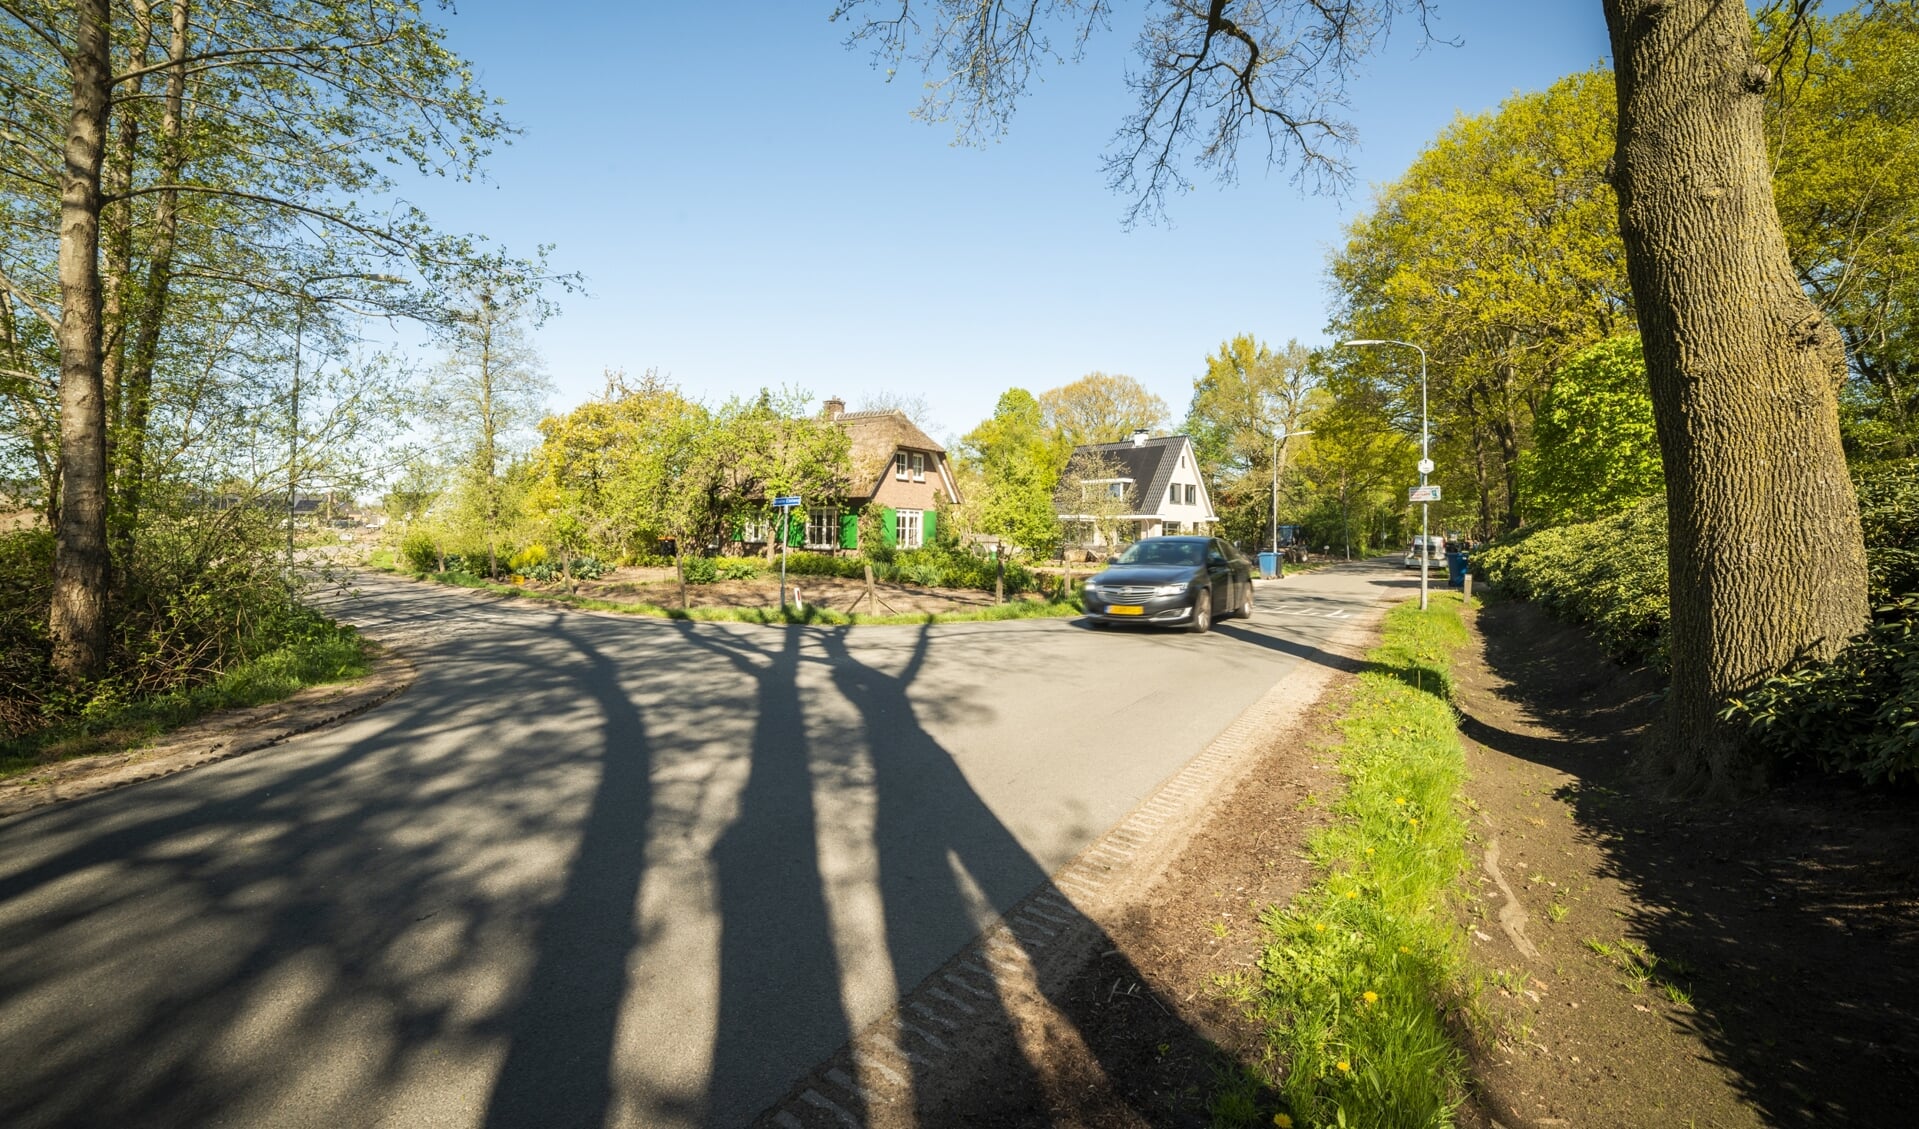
1114, 540, 1206, 567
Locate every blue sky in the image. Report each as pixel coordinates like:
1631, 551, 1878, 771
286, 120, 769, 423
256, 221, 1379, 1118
406, 2, 1612, 443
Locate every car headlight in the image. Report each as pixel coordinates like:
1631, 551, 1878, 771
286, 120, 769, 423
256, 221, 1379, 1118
1151, 583, 1188, 597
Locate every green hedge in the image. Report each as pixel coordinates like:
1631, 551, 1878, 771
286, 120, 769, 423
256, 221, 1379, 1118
1478, 459, 1918, 783
1472, 497, 1672, 671
772, 548, 1035, 593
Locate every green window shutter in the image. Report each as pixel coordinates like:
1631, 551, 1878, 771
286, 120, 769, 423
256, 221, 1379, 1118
840, 510, 859, 549
789, 512, 806, 547
881, 507, 898, 548
922, 508, 936, 546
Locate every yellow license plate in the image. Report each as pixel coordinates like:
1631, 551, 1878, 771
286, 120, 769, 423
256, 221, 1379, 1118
1108, 605, 1144, 615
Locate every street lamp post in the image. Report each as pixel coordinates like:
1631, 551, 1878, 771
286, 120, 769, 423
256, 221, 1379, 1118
1270, 427, 1313, 557
1341, 339, 1431, 609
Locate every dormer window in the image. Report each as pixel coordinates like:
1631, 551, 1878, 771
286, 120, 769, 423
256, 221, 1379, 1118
911, 452, 925, 481
895, 452, 909, 480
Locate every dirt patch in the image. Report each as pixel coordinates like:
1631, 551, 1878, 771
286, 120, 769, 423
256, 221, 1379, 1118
1452, 597, 1919, 1128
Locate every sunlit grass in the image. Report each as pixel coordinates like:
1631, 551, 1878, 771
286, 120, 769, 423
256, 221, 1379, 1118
1216, 593, 1473, 1128
0, 617, 370, 780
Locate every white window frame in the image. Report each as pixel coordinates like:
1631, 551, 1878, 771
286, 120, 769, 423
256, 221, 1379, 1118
895, 452, 909, 480
805, 507, 840, 550
911, 452, 925, 481
740, 517, 767, 543
1168, 483, 1179, 507
896, 508, 923, 549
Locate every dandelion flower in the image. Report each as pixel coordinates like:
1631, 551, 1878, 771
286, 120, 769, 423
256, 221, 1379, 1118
1394, 797, 1407, 805
1336, 1060, 1351, 1073
1314, 922, 1327, 932
1346, 890, 1357, 899
1408, 818, 1419, 827
1364, 847, 1375, 855
1273, 1116, 1294, 1128
1399, 945, 1411, 954
1362, 991, 1379, 1004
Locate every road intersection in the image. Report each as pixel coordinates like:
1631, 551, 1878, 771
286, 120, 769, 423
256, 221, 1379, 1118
0, 563, 1407, 1128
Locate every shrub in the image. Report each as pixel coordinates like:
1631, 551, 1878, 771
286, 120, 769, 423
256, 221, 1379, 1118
1723, 596, 1919, 784
1473, 497, 1671, 670
1856, 459, 1919, 600
1480, 458, 1919, 784
889, 547, 1037, 594
508, 543, 548, 573
1, 504, 365, 743
680, 555, 719, 584
399, 531, 439, 574
714, 556, 764, 581
783, 551, 868, 580
571, 555, 608, 580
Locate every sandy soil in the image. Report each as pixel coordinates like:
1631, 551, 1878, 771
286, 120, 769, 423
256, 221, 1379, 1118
1453, 597, 1919, 1128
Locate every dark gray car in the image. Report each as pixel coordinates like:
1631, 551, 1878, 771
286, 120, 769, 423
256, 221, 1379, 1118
1080, 536, 1255, 633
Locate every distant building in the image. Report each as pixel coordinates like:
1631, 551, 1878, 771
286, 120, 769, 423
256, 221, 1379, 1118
1058, 430, 1218, 546
740, 397, 961, 553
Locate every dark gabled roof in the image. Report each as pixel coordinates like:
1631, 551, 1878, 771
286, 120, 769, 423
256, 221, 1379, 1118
1066, 434, 1190, 515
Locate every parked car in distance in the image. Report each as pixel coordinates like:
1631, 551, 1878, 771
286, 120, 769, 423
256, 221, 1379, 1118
1404, 534, 1446, 569
1081, 536, 1254, 633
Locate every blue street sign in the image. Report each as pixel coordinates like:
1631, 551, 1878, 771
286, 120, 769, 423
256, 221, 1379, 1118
773, 495, 802, 508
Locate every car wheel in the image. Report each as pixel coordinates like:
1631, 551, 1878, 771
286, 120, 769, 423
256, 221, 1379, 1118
1236, 585, 1253, 618
1189, 589, 1212, 634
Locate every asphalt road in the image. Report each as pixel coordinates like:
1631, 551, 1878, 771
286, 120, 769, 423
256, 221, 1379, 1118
0, 562, 1409, 1128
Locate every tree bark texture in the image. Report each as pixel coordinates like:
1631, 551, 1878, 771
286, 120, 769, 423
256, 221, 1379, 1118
1604, 0, 1870, 789
51, 0, 115, 681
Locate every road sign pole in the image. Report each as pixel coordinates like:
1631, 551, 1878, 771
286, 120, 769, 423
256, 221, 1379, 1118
770, 496, 802, 619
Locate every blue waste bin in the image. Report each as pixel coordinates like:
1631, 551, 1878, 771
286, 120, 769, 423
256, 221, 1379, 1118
1445, 550, 1468, 588
1257, 551, 1279, 579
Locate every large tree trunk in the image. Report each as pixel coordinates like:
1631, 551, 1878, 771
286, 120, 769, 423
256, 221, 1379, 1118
1604, 0, 1870, 791
50, 0, 115, 681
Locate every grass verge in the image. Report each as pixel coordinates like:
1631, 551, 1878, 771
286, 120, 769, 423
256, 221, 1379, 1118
417, 569, 1087, 626
0, 615, 370, 781
1215, 592, 1474, 1129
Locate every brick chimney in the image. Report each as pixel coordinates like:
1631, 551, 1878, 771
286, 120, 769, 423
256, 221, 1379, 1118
823, 397, 846, 421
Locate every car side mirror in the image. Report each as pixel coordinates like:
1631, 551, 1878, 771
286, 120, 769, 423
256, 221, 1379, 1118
1106, 555, 1119, 565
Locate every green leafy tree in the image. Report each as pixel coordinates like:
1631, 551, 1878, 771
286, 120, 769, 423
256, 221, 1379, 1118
1521, 336, 1664, 526
1038, 372, 1168, 448
1327, 67, 1630, 535
958, 389, 1066, 554
1, 0, 540, 680
1183, 335, 1321, 547
431, 290, 552, 578
1293, 372, 1413, 558
1766, 3, 1919, 460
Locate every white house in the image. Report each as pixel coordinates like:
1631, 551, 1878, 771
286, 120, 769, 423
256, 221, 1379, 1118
1058, 430, 1219, 545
